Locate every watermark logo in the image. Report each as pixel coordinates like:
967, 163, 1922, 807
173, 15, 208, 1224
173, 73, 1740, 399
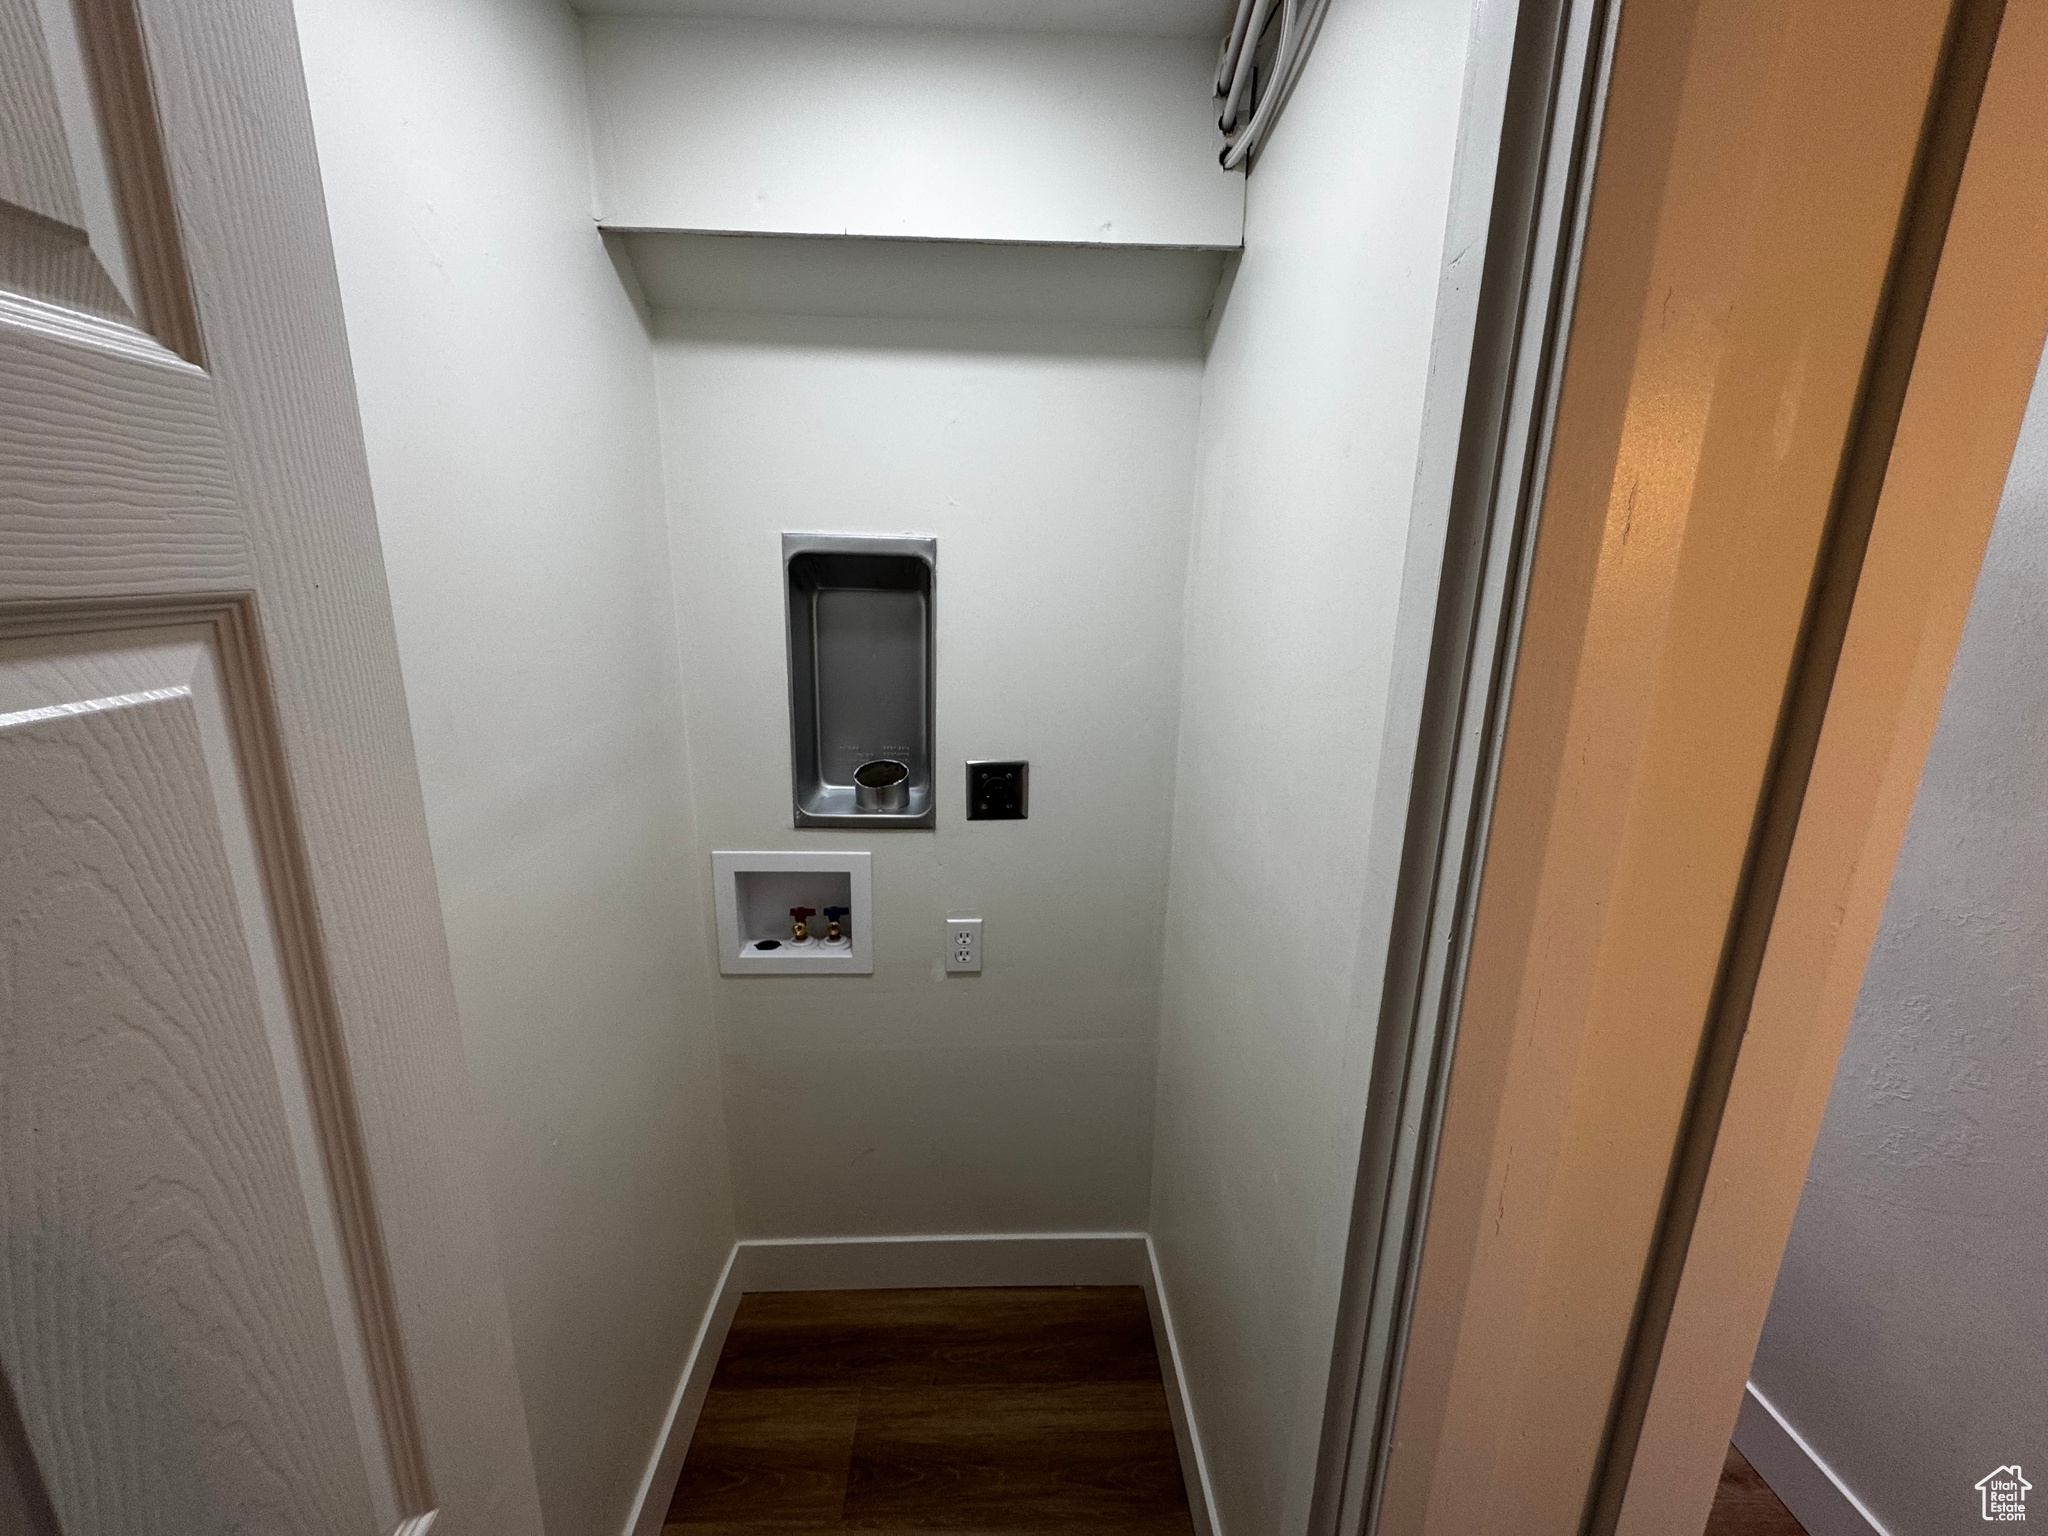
1978, 1465, 2031, 1522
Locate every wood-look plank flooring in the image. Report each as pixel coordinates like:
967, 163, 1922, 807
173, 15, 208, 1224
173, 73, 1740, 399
664, 1287, 1195, 1535
1704, 1445, 1810, 1536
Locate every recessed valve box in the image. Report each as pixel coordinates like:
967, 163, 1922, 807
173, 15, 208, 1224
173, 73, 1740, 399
712, 850, 873, 975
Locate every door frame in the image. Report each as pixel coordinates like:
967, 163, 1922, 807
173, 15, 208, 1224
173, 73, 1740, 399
1306, 0, 1619, 1528
1603, 3, 2048, 1526
1316, 0, 2048, 1532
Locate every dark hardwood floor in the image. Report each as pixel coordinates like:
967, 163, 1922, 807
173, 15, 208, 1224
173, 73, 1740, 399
664, 1286, 1196, 1534
1705, 1445, 1809, 1536
666, 1287, 1800, 1535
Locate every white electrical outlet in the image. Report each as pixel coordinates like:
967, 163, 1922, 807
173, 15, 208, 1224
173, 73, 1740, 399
945, 917, 982, 973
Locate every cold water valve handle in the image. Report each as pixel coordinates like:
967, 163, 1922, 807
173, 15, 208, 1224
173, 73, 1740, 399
789, 907, 816, 941
822, 906, 849, 942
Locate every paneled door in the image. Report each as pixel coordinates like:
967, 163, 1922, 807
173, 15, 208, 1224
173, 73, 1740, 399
0, 1, 544, 1533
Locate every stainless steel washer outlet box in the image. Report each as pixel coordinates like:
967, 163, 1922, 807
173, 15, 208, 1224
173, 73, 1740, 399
782, 532, 936, 829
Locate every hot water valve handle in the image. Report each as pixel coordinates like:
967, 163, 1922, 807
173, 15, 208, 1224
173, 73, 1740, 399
789, 907, 816, 941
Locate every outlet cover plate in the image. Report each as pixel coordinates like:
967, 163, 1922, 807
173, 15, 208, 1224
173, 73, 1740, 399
946, 916, 982, 973
966, 760, 1028, 820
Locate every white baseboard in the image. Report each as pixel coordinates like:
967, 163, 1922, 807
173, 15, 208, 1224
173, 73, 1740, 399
622, 1246, 744, 1536
1733, 1382, 1891, 1536
733, 1229, 1151, 1290
1141, 1236, 1222, 1536
617, 1231, 1223, 1536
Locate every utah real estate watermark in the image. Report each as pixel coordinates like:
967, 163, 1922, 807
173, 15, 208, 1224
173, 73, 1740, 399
1978, 1465, 2031, 1522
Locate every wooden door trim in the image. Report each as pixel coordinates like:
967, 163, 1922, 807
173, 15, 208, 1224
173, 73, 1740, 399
1608, 1, 2048, 1526
0, 593, 438, 1527
1372, 0, 1978, 1529
1585, 0, 2011, 1523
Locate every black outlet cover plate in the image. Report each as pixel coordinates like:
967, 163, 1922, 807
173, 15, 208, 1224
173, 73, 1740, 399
966, 760, 1029, 820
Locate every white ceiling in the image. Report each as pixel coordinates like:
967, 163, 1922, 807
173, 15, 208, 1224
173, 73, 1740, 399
569, 0, 1234, 39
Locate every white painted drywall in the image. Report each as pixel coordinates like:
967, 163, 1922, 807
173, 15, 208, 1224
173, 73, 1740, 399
582, 15, 1244, 246
290, 4, 736, 1534
1744, 341, 2048, 1536
1145, 0, 1481, 1531
650, 310, 1202, 1237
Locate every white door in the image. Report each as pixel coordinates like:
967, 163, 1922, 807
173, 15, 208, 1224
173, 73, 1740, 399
0, 1, 544, 1532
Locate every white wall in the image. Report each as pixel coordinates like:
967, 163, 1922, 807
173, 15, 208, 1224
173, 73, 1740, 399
291, 4, 735, 1534
1146, 0, 1480, 1531
650, 310, 1203, 1237
1745, 342, 2048, 1535
582, 15, 1243, 246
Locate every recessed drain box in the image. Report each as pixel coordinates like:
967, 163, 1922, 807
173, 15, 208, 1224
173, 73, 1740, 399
783, 532, 936, 829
